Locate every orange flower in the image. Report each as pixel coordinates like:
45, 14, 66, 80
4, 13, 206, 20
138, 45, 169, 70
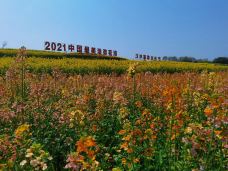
204, 107, 213, 117
118, 130, 126, 135
122, 135, 131, 141
171, 134, 176, 140
92, 125, 97, 132
214, 130, 222, 139
218, 97, 224, 103
120, 142, 129, 150
135, 119, 141, 125
87, 150, 95, 159
142, 109, 150, 116
133, 158, 140, 163
85, 137, 96, 147
133, 129, 142, 136
163, 90, 169, 96
76, 141, 87, 153
76, 136, 96, 153
214, 130, 222, 135
135, 101, 142, 108
143, 135, 148, 140
211, 103, 219, 109
144, 148, 153, 156
150, 123, 155, 129
151, 135, 157, 140
127, 148, 133, 153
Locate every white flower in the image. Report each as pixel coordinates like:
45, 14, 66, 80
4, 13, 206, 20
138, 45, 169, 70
26, 149, 32, 153
20, 160, 27, 166
70, 111, 76, 116
36, 157, 41, 161
48, 156, 53, 160
42, 163, 48, 170
25, 152, 33, 158
30, 159, 39, 167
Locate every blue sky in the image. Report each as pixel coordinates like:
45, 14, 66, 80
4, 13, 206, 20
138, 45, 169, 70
0, 0, 227, 60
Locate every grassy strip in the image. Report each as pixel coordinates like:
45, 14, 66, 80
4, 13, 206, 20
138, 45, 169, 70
0, 48, 126, 60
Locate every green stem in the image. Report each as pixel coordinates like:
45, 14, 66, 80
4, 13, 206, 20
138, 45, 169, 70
207, 110, 216, 169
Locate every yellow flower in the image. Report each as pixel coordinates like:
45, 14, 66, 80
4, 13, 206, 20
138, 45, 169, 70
61, 89, 66, 95
145, 129, 153, 136
69, 123, 74, 128
7, 160, 14, 168
70, 111, 76, 117
112, 167, 122, 171
0, 163, 7, 169
26, 148, 32, 153
123, 121, 131, 130
121, 158, 127, 165
79, 121, 85, 126
127, 63, 138, 78
214, 130, 222, 139
113, 92, 127, 105
15, 124, 30, 136
119, 107, 129, 119
184, 127, 193, 134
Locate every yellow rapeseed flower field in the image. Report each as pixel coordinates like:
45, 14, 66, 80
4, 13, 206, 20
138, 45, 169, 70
0, 57, 227, 75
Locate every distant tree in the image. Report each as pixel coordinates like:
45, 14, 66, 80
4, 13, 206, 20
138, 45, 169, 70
2, 41, 7, 48
179, 56, 196, 62
213, 57, 228, 64
162, 56, 168, 61
168, 56, 178, 61
196, 58, 209, 63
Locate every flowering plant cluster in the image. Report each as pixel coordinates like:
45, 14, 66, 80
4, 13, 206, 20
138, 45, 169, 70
0, 53, 227, 170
